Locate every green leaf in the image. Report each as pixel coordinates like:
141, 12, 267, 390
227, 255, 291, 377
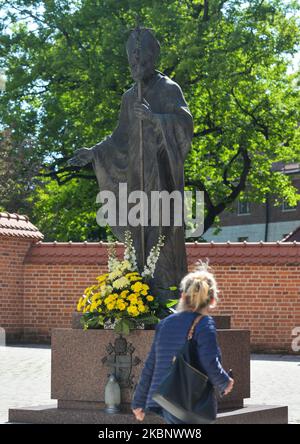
98, 316, 105, 326
115, 319, 131, 335
137, 314, 160, 325
165, 299, 179, 308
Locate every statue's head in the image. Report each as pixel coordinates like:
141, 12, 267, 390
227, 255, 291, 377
126, 28, 160, 82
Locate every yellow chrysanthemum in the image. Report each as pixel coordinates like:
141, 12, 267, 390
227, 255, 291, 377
77, 297, 83, 312
107, 302, 116, 310
91, 292, 101, 302
90, 300, 102, 311
125, 272, 139, 277
127, 305, 139, 317
146, 295, 154, 301
120, 290, 129, 298
96, 273, 108, 283
104, 294, 116, 305
129, 275, 142, 282
131, 282, 144, 293
83, 304, 91, 313
127, 294, 138, 304
116, 300, 127, 311
84, 287, 92, 297
79, 296, 89, 308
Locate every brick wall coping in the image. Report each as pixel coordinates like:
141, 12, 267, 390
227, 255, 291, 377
0, 212, 44, 240
24, 240, 300, 265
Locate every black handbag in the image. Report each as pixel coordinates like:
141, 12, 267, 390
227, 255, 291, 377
152, 314, 216, 424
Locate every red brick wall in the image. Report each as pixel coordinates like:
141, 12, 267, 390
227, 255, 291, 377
23, 264, 107, 342
212, 264, 300, 352
0, 236, 32, 341
1, 234, 300, 353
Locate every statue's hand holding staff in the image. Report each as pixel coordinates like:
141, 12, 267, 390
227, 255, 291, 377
134, 98, 157, 124
68, 147, 93, 167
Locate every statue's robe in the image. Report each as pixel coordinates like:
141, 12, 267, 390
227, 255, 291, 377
92, 71, 193, 301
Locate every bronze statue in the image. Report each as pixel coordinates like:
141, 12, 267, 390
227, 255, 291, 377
69, 27, 193, 301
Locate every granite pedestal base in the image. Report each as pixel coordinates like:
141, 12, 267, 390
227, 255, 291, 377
9, 403, 288, 424
50, 327, 250, 410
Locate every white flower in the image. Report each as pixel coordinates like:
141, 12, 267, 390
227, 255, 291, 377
112, 276, 130, 289
106, 231, 165, 282
141, 234, 165, 279
109, 268, 123, 280
107, 243, 121, 272
124, 231, 138, 271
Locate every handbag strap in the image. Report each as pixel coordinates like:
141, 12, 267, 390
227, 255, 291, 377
187, 314, 203, 341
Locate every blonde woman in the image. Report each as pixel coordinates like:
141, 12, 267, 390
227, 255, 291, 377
131, 260, 234, 424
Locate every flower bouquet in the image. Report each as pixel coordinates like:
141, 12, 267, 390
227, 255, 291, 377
76, 231, 178, 334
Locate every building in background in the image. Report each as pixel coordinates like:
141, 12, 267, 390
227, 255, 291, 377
202, 162, 300, 242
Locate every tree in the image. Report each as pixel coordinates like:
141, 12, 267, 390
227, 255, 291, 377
0, 0, 300, 240
29, 176, 110, 241
0, 129, 41, 214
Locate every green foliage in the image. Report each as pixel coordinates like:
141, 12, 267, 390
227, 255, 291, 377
80, 312, 105, 330
28, 175, 110, 241
114, 318, 135, 335
0, 0, 300, 238
165, 299, 179, 308
0, 129, 41, 214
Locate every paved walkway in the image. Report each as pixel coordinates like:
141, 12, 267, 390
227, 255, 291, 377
0, 345, 53, 424
248, 354, 300, 424
0, 346, 299, 424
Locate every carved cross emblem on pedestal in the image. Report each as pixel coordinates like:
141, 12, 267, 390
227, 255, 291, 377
102, 335, 141, 389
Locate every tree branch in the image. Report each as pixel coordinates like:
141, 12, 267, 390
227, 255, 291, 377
186, 144, 251, 232
194, 126, 223, 138
38, 163, 95, 185
231, 88, 269, 139
222, 146, 243, 189
203, 0, 210, 21
185, 177, 214, 214
215, 145, 251, 213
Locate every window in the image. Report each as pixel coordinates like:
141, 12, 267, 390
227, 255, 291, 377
238, 201, 250, 215
282, 201, 297, 212
238, 236, 249, 242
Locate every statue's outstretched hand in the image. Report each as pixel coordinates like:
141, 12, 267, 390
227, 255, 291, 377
68, 147, 93, 167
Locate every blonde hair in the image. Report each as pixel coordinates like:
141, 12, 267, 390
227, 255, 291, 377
177, 259, 219, 313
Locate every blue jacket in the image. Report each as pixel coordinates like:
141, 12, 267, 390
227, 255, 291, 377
131, 311, 230, 412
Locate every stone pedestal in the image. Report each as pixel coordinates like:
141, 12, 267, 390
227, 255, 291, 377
50, 327, 249, 411
9, 404, 288, 424
8, 315, 288, 424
